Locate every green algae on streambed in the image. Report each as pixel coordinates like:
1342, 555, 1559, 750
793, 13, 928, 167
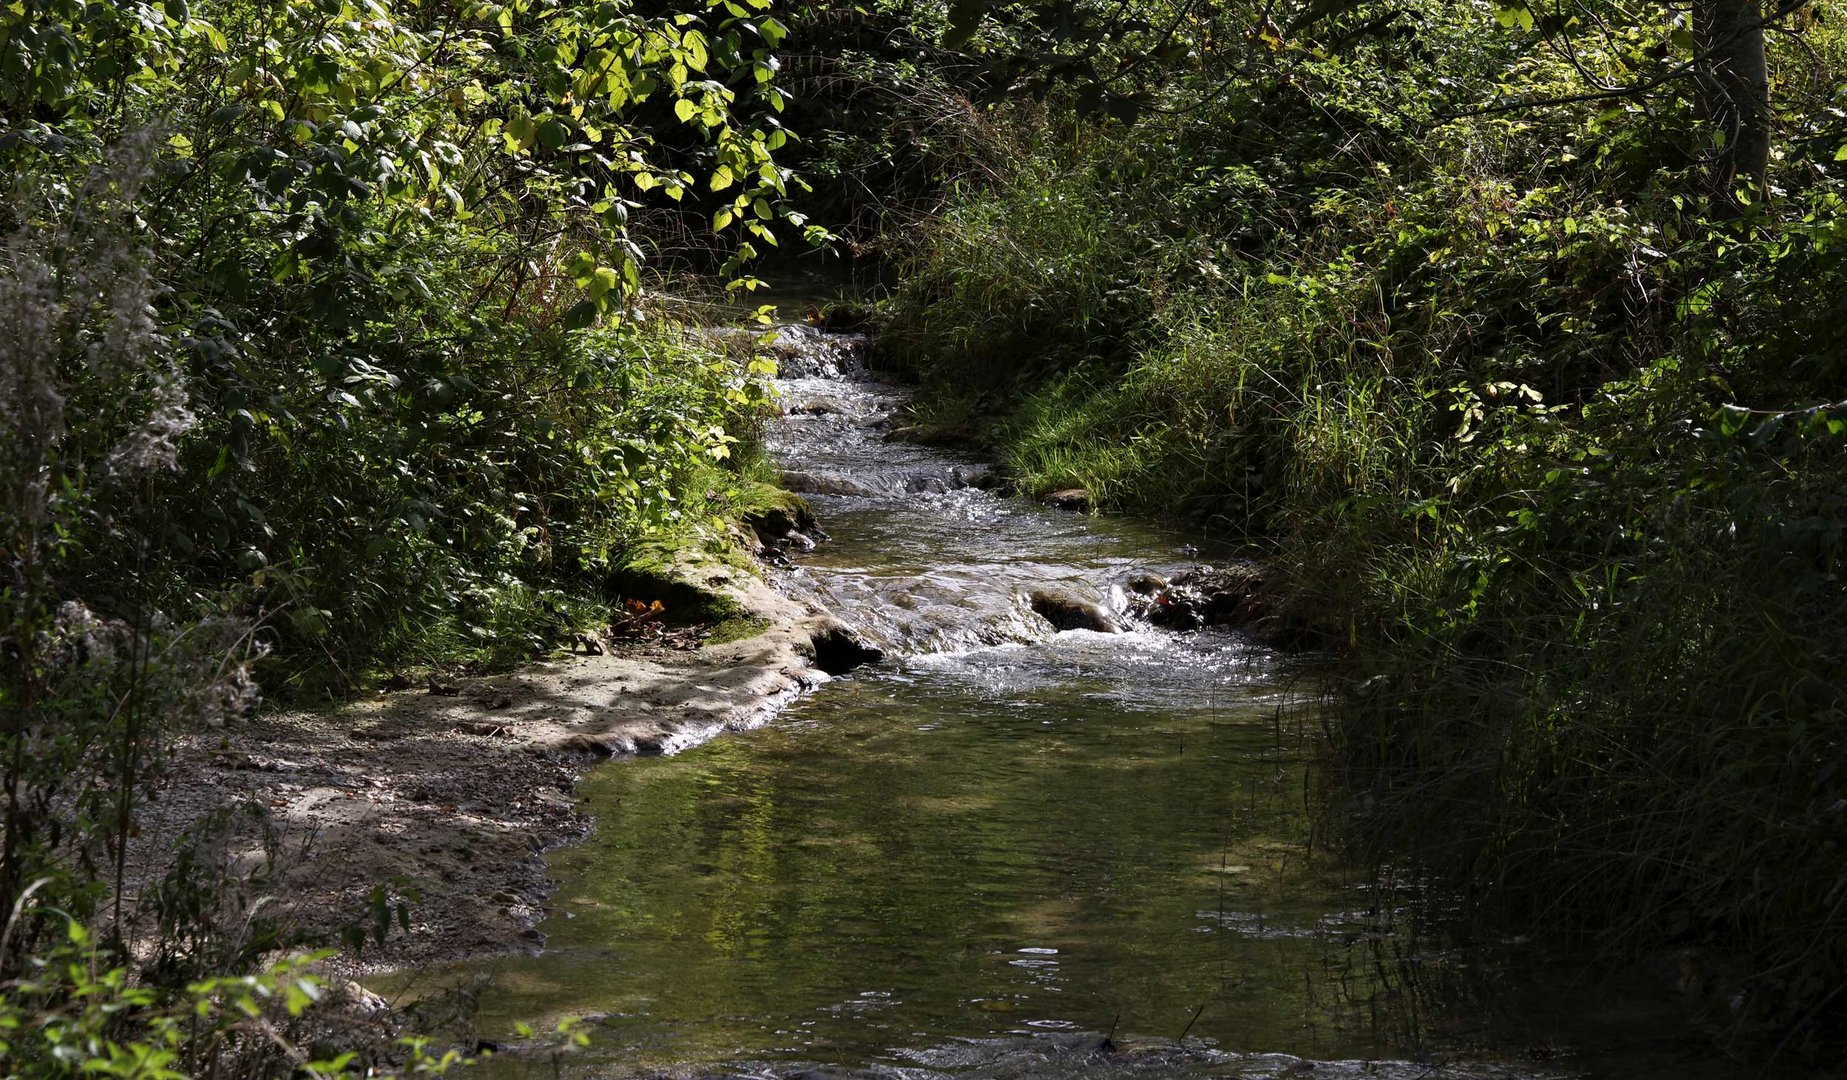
374, 329, 1796, 1080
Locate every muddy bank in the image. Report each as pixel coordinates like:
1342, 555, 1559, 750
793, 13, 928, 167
135, 553, 868, 973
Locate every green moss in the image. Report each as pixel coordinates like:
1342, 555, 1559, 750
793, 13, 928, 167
704, 615, 771, 645
607, 528, 769, 634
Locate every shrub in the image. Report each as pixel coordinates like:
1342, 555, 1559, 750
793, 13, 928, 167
880, 0, 1847, 1045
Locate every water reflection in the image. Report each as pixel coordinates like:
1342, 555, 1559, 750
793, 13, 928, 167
445, 650, 1524, 1075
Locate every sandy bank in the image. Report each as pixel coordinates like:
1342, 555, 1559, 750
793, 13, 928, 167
135, 555, 867, 973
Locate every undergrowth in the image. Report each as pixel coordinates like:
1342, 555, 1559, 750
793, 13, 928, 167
879, 3, 1847, 1052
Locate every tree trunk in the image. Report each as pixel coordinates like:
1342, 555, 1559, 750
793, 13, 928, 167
1697, 0, 1771, 199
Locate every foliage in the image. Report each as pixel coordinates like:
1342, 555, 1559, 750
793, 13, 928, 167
722, 2, 1012, 251
1, 0, 796, 688
881, 0, 1847, 1048
0, 924, 478, 1077
2, 0, 790, 1070
0, 145, 260, 964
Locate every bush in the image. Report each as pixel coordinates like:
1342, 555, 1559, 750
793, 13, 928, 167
0, 927, 473, 1078
2, 0, 798, 690
2, 0, 789, 1070
880, 0, 1847, 1046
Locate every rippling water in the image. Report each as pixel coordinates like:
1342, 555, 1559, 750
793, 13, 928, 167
418, 326, 1768, 1080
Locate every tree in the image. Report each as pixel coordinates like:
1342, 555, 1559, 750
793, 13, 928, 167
1699, 0, 1772, 190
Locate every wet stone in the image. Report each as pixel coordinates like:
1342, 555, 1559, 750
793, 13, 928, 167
782, 470, 879, 497
1029, 588, 1126, 634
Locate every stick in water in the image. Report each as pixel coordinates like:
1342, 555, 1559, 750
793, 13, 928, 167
1176, 1002, 1206, 1044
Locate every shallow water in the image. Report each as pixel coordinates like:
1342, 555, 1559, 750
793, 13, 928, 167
422, 328, 1769, 1080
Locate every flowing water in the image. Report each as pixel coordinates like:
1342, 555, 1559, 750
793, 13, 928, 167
421, 326, 1766, 1079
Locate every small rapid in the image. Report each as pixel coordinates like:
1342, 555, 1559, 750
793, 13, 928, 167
764, 325, 1216, 657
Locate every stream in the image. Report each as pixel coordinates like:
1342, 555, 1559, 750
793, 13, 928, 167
435, 325, 1762, 1079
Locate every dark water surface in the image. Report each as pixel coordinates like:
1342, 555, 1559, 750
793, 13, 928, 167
422, 328, 1769, 1080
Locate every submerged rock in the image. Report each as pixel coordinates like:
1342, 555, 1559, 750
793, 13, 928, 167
782, 470, 879, 497
951, 464, 998, 489
331, 979, 390, 1017
807, 301, 876, 333
768, 323, 871, 379
902, 464, 997, 494
784, 465, 998, 499
1124, 571, 1169, 597
1121, 563, 1319, 648
784, 399, 839, 416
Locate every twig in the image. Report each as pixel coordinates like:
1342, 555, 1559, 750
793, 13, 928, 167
1175, 1001, 1206, 1043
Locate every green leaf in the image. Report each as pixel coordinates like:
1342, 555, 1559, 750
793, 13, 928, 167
563, 299, 598, 330
1492, 1, 1534, 29
1104, 93, 1142, 126
507, 112, 537, 150
944, 0, 984, 48
589, 266, 620, 299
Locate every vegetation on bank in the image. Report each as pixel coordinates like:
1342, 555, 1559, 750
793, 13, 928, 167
0, 0, 800, 1069
864, 0, 1847, 1050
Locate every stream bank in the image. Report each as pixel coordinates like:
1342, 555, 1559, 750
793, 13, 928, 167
138, 544, 872, 974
